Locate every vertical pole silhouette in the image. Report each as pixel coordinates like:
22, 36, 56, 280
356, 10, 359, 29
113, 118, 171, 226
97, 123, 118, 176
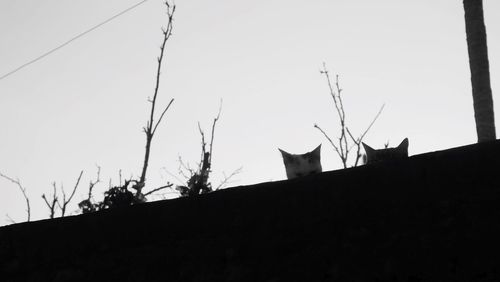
463, 0, 496, 142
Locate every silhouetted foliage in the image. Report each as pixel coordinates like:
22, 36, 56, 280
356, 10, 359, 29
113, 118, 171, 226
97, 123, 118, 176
78, 2, 176, 213
78, 183, 138, 213
102, 180, 145, 209
177, 152, 213, 197
78, 171, 169, 213
173, 101, 241, 197
78, 166, 102, 214
78, 199, 101, 214
1, 1, 186, 223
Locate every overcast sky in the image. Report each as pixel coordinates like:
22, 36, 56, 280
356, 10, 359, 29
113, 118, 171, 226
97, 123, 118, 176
1, 0, 499, 225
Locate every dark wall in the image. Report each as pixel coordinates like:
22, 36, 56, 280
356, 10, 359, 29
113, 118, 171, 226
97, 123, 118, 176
2, 140, 500, 282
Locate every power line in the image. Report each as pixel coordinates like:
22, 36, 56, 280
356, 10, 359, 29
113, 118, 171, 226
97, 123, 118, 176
0, 0, 149, 82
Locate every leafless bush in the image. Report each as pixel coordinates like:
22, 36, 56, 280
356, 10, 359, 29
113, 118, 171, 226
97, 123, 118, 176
2, 1, 178, 222
175, 102, 242, 196
314, 63, 384, 168
42, 170, 83, 218
78, 1, 176, 212
78, 166, 102, 213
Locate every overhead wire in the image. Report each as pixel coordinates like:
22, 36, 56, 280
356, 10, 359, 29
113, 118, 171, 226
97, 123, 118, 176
0, 0, 149, 82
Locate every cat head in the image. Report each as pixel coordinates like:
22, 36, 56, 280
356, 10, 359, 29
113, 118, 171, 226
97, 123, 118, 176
362, 138, 409, 164
279, 144, 322, 179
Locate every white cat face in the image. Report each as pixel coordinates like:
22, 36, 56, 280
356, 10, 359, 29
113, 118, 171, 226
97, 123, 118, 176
279, 145, 322, 179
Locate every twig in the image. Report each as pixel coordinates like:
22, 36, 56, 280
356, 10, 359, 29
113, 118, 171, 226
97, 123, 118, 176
152, 98, 174, 136
347, 104, 385, 144
87, 166, 101, 201
198, 122, 207, 159
216, 167, 243, 190
118, 169, 123, 186
314, 124, 341, 155
321, 63, 344, 125
209, 99, 223, 164
178, 156, 195, 181
0, 171, 30, 222
346, 104, 385, 166
5, 214, 16, 224
315, 63, 384, 168
138, 1, 176, 190
162, 167, 187, 186
58, 170, 83, 217
143, 183, 174, 197
42, 182, 58, 219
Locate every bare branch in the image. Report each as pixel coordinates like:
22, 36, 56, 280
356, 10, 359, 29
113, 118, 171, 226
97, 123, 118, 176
358, 103, 385, 142
321, 63, 344, 124
216, 167, 243, 190
198, 122, 207, 168
152, 98, 174, 136
344, 128, 362, 166
209, 99, 223, 165
178, 156, 195, 180
143, 183, 174, 197
0, 171, 30, 222
87, 166, 101, 201
43, 182, 58, 219
59, 170, 83, 217
335, 74, 347, 123
138, 1, 176, 189
162, 167, 187, 186
317, 63, 384, 168
5, 214, 16, 224
314, 124, 342, 157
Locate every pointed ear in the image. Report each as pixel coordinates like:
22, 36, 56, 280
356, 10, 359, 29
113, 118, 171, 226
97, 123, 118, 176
362, 142, 375, 155
311, 144, 321, 155
279, 148, 290, 158
398, 138, 409, 150
309, 144, 321, 159
279, 148, 294, 163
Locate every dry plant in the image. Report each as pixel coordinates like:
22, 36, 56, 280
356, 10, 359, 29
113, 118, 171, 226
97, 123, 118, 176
215, 166, 243, 190
77, 2, 176, 212
131, 1, 176, 198
42, 170, 83, 218
42, 183, 58, 219
78, 166, 103, 213
0, 171, 30, 223
2, 2, 177, 221
314, 63, 384, 168
175, 101, 242, 196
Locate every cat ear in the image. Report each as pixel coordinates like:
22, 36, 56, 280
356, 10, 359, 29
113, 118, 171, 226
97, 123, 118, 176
362, 142, 375, 157
397, 138, 409, 151
311, 144, 321, 156
307, 144, 321, 160
279, 148, 294, 163
279, 148, 291, 158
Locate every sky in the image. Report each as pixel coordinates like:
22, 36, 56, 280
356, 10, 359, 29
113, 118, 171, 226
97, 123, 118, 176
0, 0, 499, 226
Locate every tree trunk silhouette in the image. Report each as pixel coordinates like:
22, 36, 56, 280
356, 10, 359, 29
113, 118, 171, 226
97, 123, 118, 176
463, 0, 496, 142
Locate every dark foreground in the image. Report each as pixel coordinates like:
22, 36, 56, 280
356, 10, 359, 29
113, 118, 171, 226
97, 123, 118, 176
1, 140, 500, 282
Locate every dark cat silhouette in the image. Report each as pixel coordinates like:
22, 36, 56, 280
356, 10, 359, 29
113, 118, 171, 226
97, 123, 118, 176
362, 138, 409, 164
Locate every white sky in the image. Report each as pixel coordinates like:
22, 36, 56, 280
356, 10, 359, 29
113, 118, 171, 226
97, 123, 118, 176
0, 0, 499, 226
